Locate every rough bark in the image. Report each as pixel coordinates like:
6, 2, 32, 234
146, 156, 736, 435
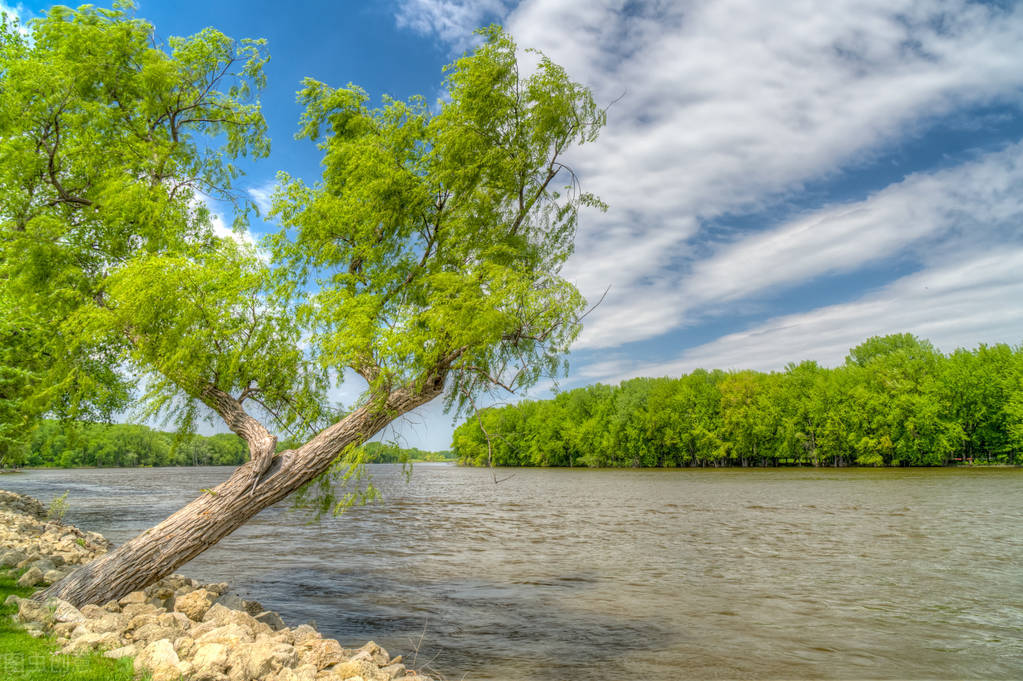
36, 383, 442, 607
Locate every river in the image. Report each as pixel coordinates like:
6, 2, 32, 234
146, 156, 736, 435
1, 465, 1021, 680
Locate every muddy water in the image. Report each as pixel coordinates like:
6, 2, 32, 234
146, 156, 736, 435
3, 465, 1021, 680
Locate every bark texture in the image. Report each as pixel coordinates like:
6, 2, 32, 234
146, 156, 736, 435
36, 383, 441, 607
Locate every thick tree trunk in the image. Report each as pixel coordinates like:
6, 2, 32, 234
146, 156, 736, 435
37, 385, 440, 607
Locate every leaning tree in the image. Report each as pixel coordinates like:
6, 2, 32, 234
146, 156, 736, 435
0, 5, 604, 606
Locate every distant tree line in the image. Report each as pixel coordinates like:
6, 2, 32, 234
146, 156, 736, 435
8, 421, 248, 468
452, 334, 1023, 468
360, 441, 456, 463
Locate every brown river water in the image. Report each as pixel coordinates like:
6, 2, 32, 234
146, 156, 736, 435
2, 465, 1021, 680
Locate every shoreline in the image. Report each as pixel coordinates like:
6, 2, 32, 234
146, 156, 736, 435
0, 488, 431, 681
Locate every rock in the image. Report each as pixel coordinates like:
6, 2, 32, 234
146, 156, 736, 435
242, 598, 264, 616
16, 596, 52, 626
102, 599, 121, 613
119, 590, 147, 606
381, 663, 407, 679
31, 558, 56, 573
296, 637, 347, 670
173, 635, 196, 659
104, 644, 138, 659
332, 658, 388, 681
215, 592, 246, 611
17, 565, 43, 587
273, 664, 319, 681
43, 569, 66, 584
192, 642, 230, 676
134, 639, 181, 681
62, 631, 122, 654
175, 587, 216, 621
80, 603, 104, 618
52, 599, 86, 624
196, 622, 255, 648
357, 641, 390, 666
0, 548, 26, 567
255, 610, 287, 631
3, 593, 19, 607
235, 639, 300, 680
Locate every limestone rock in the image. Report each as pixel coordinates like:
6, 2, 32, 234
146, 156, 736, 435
17, 565, 43, 587
215, 592, 246, 611
0, 548, 26, 567
175, 587, 216, 621
104, 644, 137, 659
119, 590, 147, 606
297, 636, 347, 670
255, 610, 287, 631
62, 631, 122, 654
192, 642, 230, 676
52, 599, 86, 624
135, 639, 181, 681
43, 568, 66, 584
196, 622, 256, 648
357, 641, 390, 666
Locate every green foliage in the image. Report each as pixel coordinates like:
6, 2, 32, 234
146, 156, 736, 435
46, 490, 69, 522
1, 8, 603, 497
18, 420, 247, 468
270, 25, 603, 410
453, 334, 1023, 468
360, 441, 456, 463
0, 2, 275, 441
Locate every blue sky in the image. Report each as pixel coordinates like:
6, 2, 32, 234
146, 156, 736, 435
6, 1, 1023, 450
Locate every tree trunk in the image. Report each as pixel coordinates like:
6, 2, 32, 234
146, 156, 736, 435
37, 385, 439, 607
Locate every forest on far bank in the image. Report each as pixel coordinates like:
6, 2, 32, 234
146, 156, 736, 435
452, 334, 1023, 468
4, 421, 452, 469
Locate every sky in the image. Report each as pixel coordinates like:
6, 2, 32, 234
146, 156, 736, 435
5, 0, 1023, 450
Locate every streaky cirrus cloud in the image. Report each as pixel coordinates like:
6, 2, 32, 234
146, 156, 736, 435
587, 248, 1023, 382
500, 0, 1023, 350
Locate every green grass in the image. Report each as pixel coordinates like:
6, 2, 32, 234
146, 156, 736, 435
0, 571, 144, 680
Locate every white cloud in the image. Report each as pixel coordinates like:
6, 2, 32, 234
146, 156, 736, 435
499, 0, 1023, 349
393, 0, 510, 51
587, 248, 1023, 382
246, 180, 275, 217
0, 1, 30, 36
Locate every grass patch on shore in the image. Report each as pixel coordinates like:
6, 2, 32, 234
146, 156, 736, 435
0, 572, 142, 681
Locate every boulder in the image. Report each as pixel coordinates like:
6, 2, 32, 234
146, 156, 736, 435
52, 599, 86, 624
192, 642, 230, 676
296, 636, 347, 670
31, 558, 56, 574
332, 658, 388, 681
0, 548, 26, 567
196, 622, 256, 648
381, 663, 407, 679
357, 641, 390, 666
255, 610, 287, 631
17, 565, 43, 587
235, 639, 299, 680
62, 630, 122, 654
242, 599, 264, 616
134, 639, 181, 681
175, 587, 216, 621
119, 590, 147, 606
215, 592, 246, 611
15, 596, 52, 626
43, 569, 66, 584
104, 644, 138, 659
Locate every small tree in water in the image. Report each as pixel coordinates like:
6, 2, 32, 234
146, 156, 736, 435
0, 5, 604, 606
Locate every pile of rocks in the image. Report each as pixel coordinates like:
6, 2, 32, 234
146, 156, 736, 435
1, 490, 432, 681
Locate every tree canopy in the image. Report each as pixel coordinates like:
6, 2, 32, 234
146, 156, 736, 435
452, 335, 1023, 468
1, 5, 606, 605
